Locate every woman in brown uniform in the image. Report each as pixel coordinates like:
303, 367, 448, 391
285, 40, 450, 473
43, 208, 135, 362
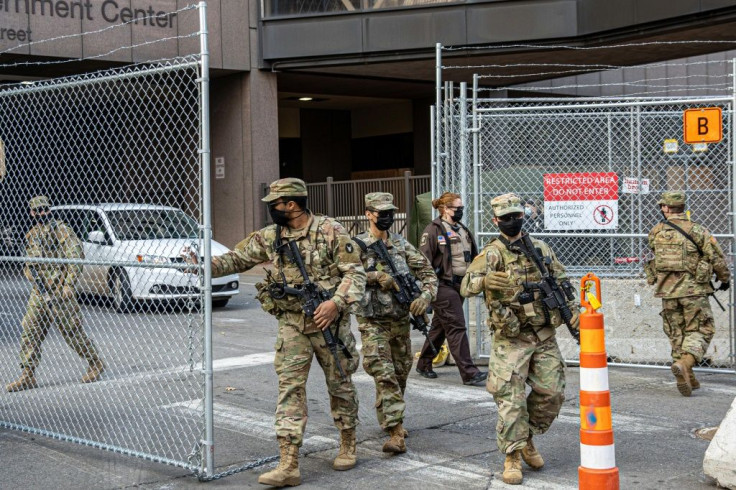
415, 192, 487, 386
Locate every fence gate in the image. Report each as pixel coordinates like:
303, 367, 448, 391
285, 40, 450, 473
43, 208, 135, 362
434, 80, 736, 371
0, 2, 230, 479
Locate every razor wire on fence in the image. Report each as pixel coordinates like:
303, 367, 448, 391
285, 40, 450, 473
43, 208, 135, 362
433, 43, 736, 370
0, 2, 231, 478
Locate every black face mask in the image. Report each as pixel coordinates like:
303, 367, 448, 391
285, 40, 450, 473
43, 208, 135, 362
35, 212, 52, 225
374, 211, 395, 231
498, 217, 524, 237
452, 207, 464, 223
269, 206, 290, 226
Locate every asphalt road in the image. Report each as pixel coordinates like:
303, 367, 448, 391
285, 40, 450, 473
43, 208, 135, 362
0, 267, 735, 489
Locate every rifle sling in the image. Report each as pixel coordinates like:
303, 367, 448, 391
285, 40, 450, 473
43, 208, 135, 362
497, 233, 544, 275
277, 224, 349, 356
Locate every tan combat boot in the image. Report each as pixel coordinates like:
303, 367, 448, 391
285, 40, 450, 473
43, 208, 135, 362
671, 354, 695, 397
333, 428, 357, 470
502, 450, 523, 485
6, 368, 37, 392
690, 371, 700, 390
521, 435, 544, 469
258, 437, 300, 487
81, 359, 105, 384
382, 423, 407, 454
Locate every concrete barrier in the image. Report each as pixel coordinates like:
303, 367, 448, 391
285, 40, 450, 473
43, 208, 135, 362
703, 396, 736, 489
467, 277, 732, 366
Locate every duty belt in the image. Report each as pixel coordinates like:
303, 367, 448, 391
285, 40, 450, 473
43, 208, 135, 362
441, 275, 464, 287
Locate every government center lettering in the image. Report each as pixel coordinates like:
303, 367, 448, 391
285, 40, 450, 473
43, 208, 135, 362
0, 0, 177, 41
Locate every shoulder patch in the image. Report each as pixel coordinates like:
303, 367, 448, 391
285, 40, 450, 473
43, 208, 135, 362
420, 233, 428, 246
345, 242, 354, 254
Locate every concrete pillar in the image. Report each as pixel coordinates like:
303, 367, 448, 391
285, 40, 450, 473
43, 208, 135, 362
210, 70, 279, 248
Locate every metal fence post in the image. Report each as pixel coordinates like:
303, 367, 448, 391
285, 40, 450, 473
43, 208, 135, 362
404, 170, 412, 229
430, 105, 437, 200
472, 74, 483, 358
198, 1, 215, 478
436, 43, 442, 200
326, 176, 334, 217
459, 82, 468, 215
731, 57, 736, 368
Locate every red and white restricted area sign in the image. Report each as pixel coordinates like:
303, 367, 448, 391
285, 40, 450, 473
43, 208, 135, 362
543, 172, 619, 230
683, 107, 722, 144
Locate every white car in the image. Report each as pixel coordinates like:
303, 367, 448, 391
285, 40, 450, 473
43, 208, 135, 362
51, 204, 240, 311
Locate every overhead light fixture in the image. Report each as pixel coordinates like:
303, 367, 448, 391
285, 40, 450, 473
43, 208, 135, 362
20, 81, 35, 85
298, 97, 313, 101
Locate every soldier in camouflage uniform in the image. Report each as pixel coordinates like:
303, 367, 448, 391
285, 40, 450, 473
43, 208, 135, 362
353, 192, 437, 455
460, 193, 578, 486
645, 191, 731, 397
198, 178, 366, 487
6, 196, 105, 392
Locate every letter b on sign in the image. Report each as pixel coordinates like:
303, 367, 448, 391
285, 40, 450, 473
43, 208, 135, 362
684, 107, 722, 144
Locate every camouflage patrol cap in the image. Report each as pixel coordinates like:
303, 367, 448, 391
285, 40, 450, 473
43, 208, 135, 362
658, 191, 686, 207
491, 193, 524, 217
29, 195, 50, 210
261, 178, 308, 202
365, 192, 398, 211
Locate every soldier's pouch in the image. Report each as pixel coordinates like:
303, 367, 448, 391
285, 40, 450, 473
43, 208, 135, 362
694, 259, 713, 284
489, 301, 520, 338
654, 242, 687, 272
255, 281, 282, 316
486, 352, 513, 394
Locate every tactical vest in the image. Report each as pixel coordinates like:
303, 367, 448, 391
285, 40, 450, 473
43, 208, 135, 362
26, 220, 68, 292
355, 232, 413, 319
488, 238, 563, 329
441, 220, 472, 277
259, 216, 343, 315
653, 221, 700, 275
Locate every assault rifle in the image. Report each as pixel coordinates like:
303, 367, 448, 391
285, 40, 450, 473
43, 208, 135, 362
364, 238, 437, 357
514, 234, 580, 344
29, 266, 54, 305
269, 239, 351, 380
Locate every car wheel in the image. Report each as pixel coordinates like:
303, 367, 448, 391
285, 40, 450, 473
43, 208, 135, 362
111, 269, 134, 313
212, 298, 230, 308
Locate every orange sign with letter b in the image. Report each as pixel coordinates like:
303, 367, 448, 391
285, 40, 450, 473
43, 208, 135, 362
684, 107, 722, 144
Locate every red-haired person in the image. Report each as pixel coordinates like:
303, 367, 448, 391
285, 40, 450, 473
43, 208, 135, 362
415, 192, 487, 386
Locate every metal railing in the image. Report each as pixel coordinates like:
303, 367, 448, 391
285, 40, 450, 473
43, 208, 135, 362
306, 171, 430, 237
263, 172, 431, 236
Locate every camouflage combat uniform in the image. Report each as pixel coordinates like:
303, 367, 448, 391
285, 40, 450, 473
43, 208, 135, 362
210, 189, 365, 449
461, 194, 573, 456
646, 193, 731, 365
353, 194, 437, 435
8, 196, 103, 392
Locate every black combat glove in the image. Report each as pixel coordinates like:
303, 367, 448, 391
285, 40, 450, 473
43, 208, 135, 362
718, 281, 730, 291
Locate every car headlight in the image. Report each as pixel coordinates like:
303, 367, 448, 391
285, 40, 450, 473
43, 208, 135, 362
136, 254, 170, 264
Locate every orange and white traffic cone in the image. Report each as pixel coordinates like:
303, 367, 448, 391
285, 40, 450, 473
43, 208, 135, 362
578, 273, 619, 490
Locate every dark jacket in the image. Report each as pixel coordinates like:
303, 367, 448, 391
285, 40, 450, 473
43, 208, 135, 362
419, 217, 478, 284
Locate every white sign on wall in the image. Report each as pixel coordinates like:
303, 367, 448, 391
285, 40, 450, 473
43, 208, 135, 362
215, 157, 225, 180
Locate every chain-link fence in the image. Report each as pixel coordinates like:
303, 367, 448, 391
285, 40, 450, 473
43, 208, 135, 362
434, 60, 736, 370
0, 4, 228, 477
